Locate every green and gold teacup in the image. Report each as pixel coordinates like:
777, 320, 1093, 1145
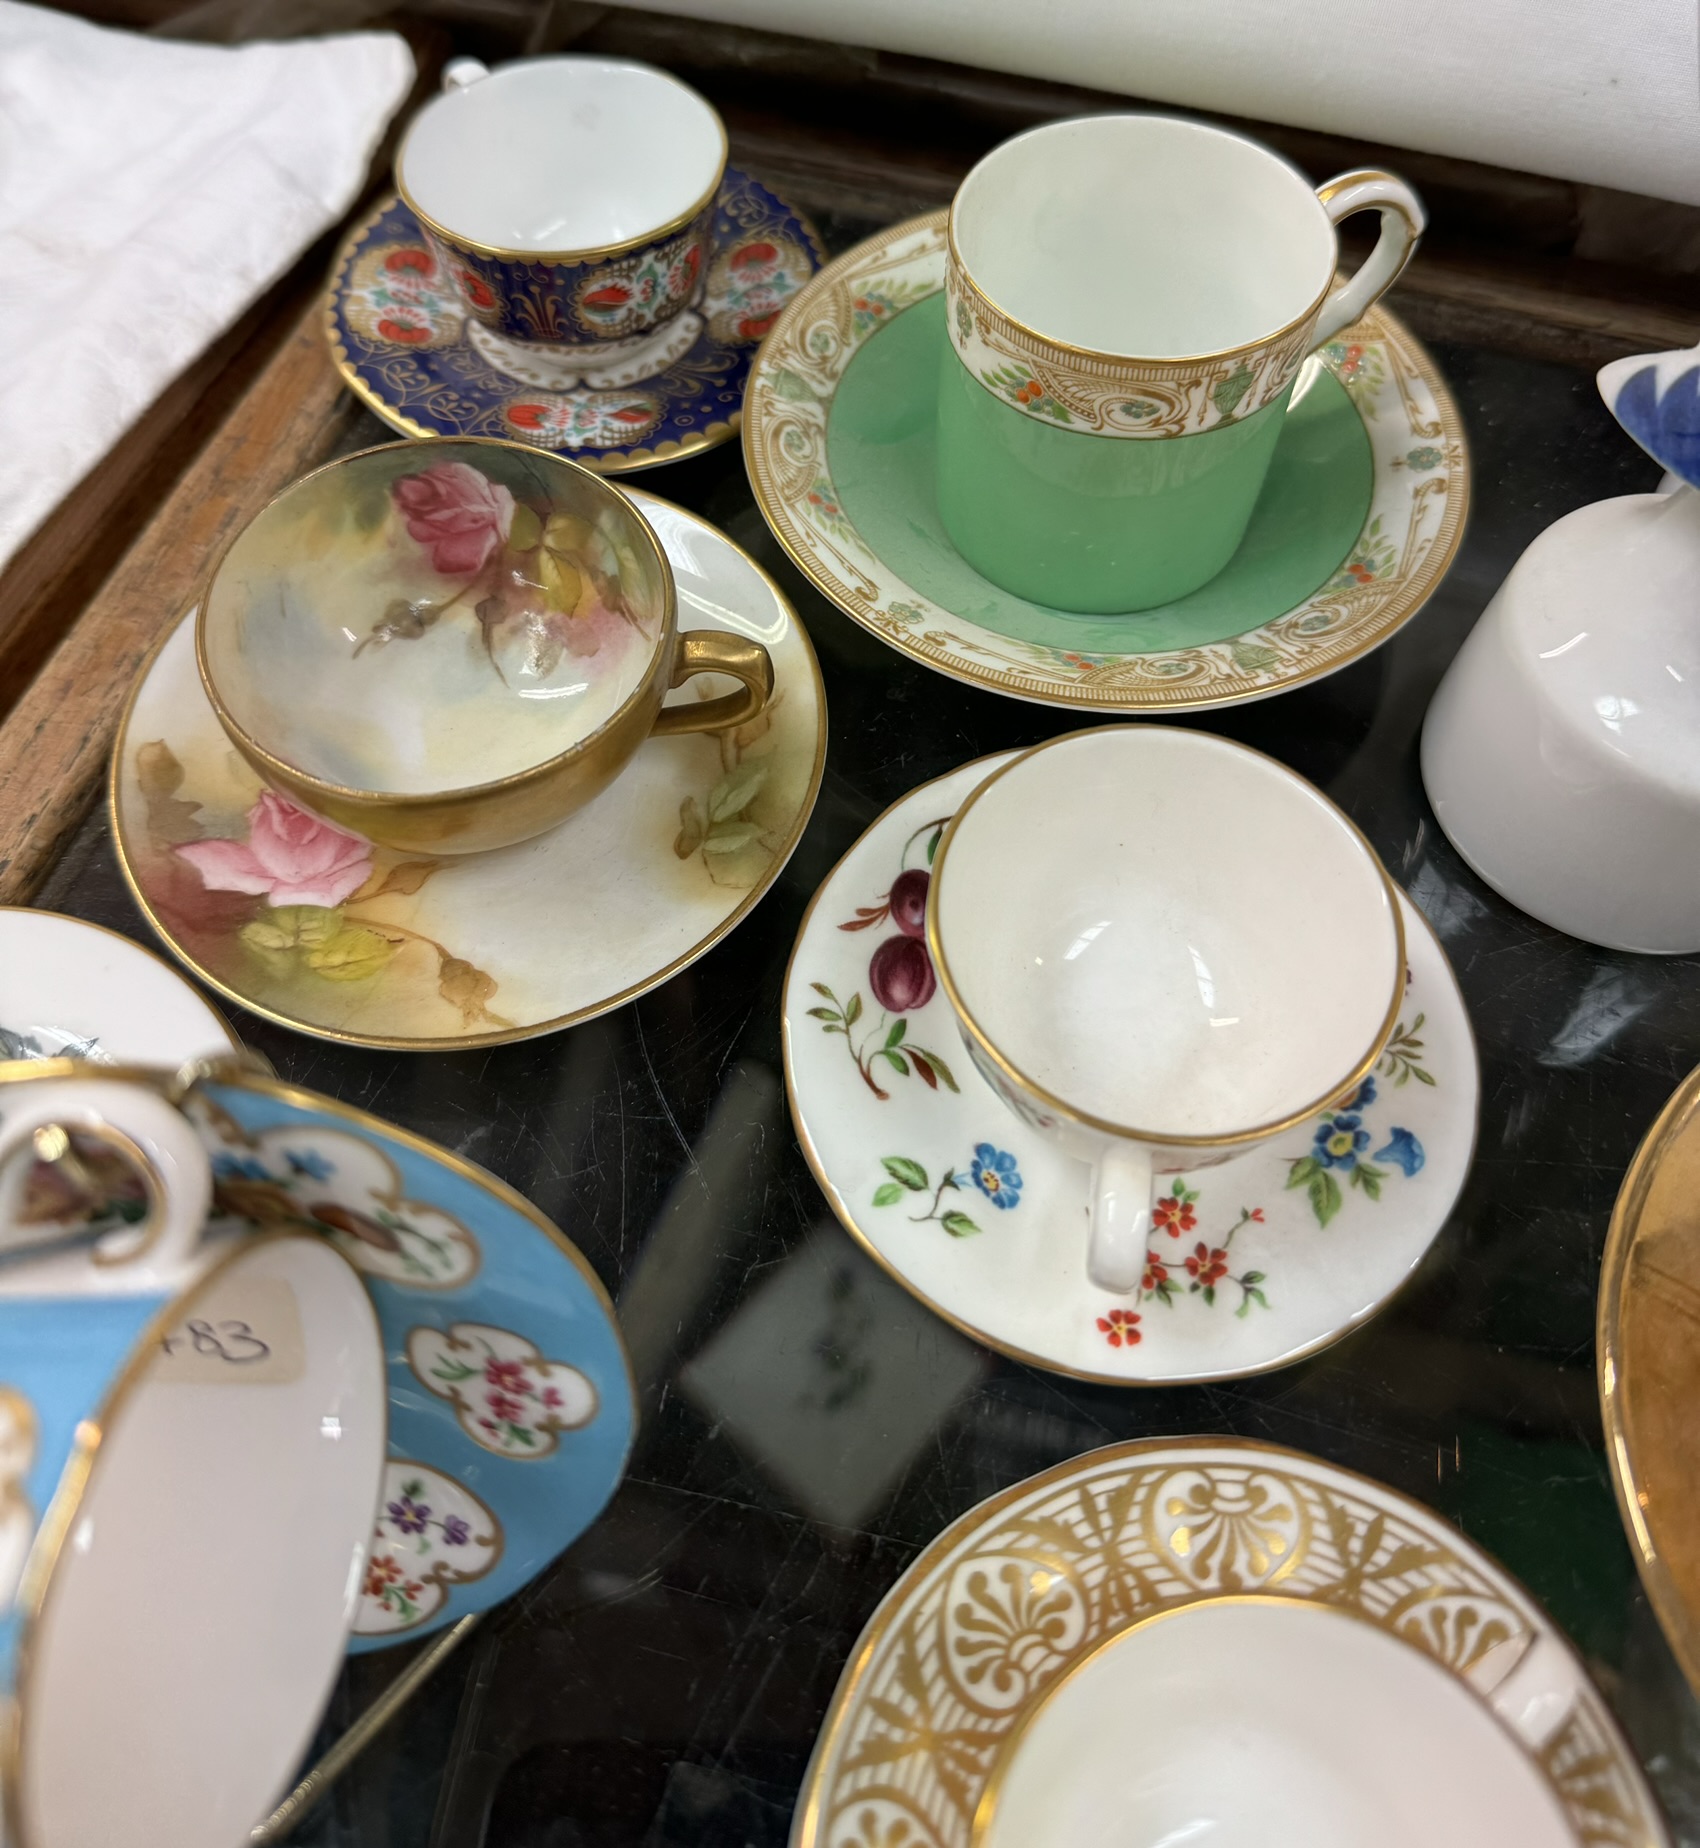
197, 439, 772, 857
938, 114, 1424, 612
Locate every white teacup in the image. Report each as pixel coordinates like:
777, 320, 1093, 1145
927, 728, 1404, 1293
0, 1071, 386, 1848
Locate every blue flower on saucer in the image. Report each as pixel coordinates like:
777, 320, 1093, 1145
1374, 1127, 1426, 1176
969, 1144, 1023, 1209
1599, 346, 1700, 487
212, 1153, 270, 1181
286, 1148, 336, 1181
1313, 1114, 1370, 1170
1340, 1075, 1378, 1112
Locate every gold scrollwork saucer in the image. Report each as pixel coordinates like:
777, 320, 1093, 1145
745, 212, 1469, 712
794, 1437, 1667, 1848
1601, 1065, 1700, 1698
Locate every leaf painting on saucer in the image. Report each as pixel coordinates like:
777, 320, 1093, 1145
358, 1460, 500, 1636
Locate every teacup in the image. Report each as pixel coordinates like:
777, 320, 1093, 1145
0, 1069, 386, 1848
396, 56, 727, 390
926, 728, 1405, 1293
937, 114, 1424, 611
197, 438, 773, 856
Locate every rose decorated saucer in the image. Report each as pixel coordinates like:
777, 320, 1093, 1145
182, 1065, 636, 1651
793, 1437, 1667, 1848
326, 173, 823, 471
111, 491, 826, 1050
745, 212, 1468, 711
0, 907, 238, 1066
782, 754, 1477, 1384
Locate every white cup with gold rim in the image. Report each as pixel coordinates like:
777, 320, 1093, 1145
925, 728, 1405, 1294
0, 1069, 387, 1848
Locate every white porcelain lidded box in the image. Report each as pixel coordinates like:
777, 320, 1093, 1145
1422, 343, 1700, 952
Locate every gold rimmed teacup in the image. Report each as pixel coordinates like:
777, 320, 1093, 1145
196, 438, 772, 857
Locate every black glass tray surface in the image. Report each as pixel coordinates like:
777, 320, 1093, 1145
34, 203, 1700, 1845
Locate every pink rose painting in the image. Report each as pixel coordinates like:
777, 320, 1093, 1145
391, 462, 515, 577
177, 791, 372, 909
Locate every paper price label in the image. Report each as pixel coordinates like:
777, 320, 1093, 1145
155, 1275, 305, 1385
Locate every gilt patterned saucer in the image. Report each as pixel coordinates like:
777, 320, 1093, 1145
745, 212, 1468, 711
181, 1069, 635, 1652
782, 755, 1477, 1385
327, 172, 823, 471
111, 493, 826, 1050
793, 1438, 1667, 1848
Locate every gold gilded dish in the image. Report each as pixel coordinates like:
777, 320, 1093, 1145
1600, 1066, 1700, 1696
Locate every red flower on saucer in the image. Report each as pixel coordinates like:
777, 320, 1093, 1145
1152, 1192, 1197, 1238
1096, 1309, 1142, 1348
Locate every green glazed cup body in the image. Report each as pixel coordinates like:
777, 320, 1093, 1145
938, 115, 1424, 613
936, 351, 1294, 612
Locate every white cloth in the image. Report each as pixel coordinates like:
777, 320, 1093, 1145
615, 0, 1700, 207
0, 2, 412, 572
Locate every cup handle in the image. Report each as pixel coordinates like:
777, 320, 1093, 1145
0, 1080, 211, 1279
441, 57, 489, 92
1310, 170, 1425, 349
1088, 1142, 1153, 1295
650, 631, 776, 738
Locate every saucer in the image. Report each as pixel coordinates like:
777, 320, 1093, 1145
1600, 1065, 1700, 1696
326, 172, 823, 471
184, 1068, 636, 1651
745, 212, 1468, 711
111, 492, 826, 1050
0, 907, 238, 1065
782, 754, 1477, 1384
793, 1438, 1666, 1848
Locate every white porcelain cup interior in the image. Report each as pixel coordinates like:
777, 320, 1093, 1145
399, 56, 725, 252
952, 114, 1415, 357
931, 729, 1400, 1292
20, 1234, 386, 1848
977, 1599, 1578, 1848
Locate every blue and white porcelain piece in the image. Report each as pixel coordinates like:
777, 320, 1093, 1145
0, 1073, 387, 1848
326, 171, 823, 470
190, 1075, 637, 1651
1599, 345, 1700, 487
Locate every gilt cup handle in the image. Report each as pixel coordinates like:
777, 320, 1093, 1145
1311, 170, 1425, 349
650, 631, 775, 738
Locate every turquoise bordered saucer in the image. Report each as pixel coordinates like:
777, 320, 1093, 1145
782, 754, 1479, 1385
327, 172, 823, 472
745, 211, 1469, 710
185, 1071, 636, 1652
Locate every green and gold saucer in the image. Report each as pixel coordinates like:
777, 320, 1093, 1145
745, 212, 1469, 711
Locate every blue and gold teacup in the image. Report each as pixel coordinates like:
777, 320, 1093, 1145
0, 1069, 386, 1848
396, 56, 728, 391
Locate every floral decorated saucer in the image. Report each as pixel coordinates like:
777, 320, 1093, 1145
793, 1437, 1667, 1848
782, 755, 1477, 1384
746, 212, 1468, 711
111, 492, 826, 1050
327, 173, 823, 471
179, 1067, 634, 1650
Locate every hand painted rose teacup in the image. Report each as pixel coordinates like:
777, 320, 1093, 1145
197, 437, 773, 855
0, 1067, 386, 1848
926, 728, 1405, 1294
396, 56, 727, 391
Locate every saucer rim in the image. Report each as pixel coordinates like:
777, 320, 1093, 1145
0, 905, 243, 1063
107, 492, 829, 1052
744, 208, 1472, 712
790, 1434, 1668, 1848
781, 750, 1481, 1387
324, 176, 827, 474
1599, 1062, 1700, 1699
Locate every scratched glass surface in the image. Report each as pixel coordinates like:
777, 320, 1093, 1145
36, 199, 1700, 1846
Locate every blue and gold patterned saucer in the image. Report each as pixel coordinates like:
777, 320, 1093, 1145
326, 171, 823, 472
